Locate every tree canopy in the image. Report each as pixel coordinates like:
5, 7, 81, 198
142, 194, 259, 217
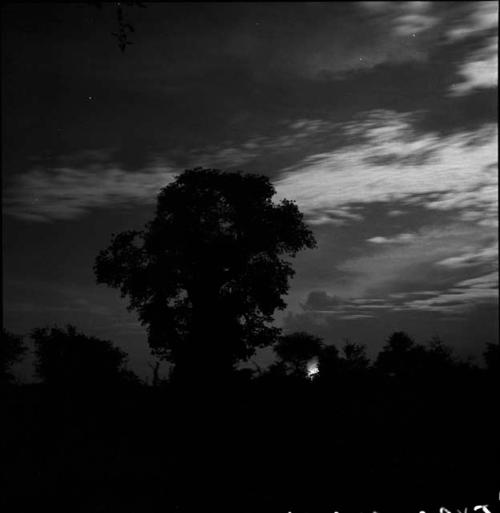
274, 331, 324, 378
483, 342, 499, 373
32, 325, 135, 387
94, 168, 316, 384
1, 329, 26, 385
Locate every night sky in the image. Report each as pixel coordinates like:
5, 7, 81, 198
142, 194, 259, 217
3, 2, 498, 381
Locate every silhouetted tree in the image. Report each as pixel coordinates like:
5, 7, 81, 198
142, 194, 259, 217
32, 325, 136, 387
148, 360, 159, 386
260, 360, 289, 383
274, 331, 324, 378
317, 339, 370, 383
422, 335, 456, 375
340, 339, 370, 372
375, 331, 418, 377
375, 332, 462, 380
1, 329, 26, 385
483, 342, 499, 373
94, 168, 316, 385
317, 343, 340, 380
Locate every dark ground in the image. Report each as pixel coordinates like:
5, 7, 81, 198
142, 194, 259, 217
2, 371, 498, 513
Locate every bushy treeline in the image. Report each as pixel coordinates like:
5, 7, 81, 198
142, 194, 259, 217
1, 325, 497, 387
271, 330, 498, 381
1, 325, 139, 387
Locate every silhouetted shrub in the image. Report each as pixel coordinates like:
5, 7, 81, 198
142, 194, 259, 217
274, 331, 324, 378
483, 341, 499, 373
1, 329, 26, 384
32, 324, 137, 388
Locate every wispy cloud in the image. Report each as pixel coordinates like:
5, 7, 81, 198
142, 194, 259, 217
446, 1, 498, 42
301, 268, 498, 318
274, 110, 498, 227
446, 1, 498, 96
402, 270, 498, 313
3, 157, 177, 222
436, 241, 498, 269
368, 233, 416, 244
358, 1, 437, 37
5, 109, 497, 229
337, 223, 497, 297
356, 1, 498, 97
450, 34, 498, 96
3, 119, 344, 222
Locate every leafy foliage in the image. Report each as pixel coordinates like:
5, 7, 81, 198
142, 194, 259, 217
274, 331, 324, 377
483, 341, 499, 372
32, 325, 136, 387
1, 329, 26, 384
95, 168, 316, 382
340, 339, 370, 372
375, 331, 417, 376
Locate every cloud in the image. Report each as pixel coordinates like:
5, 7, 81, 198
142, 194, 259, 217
450, 35, 498, 96
274, 110, 498, 228
455, 271, 499, 289
3, 118, 340, 222
356, 1, 497, 99
358, 1, 437, 37
446, 1, 498, 42
301, 267, 498, 319
446, 2, 498, 96
403, 271, 498, 313
3, 157, 177, 222
4, 110, 497, 228
337, 223, 497, 296
368, 233, 416, 244
393, 13, 437, 37
436, 242, 498, 268
301, 290, 389, 318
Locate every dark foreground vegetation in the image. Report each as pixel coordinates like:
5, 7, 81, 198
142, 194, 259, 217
2, 327, 498, 513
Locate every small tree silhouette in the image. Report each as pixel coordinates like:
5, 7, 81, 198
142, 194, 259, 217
375, 331, 417, 377
422, 335, 456, 375
94, 168, 316, 386
483, 342, 499, 373
274, 331, 324, 378
340, 339, 370, 373
1, 329, 26, 385
317, 343, 340, 380
147, 360, 161, 387
32, 324, 135, 387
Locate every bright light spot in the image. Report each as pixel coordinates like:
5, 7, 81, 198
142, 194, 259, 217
306, 357, 319, 380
